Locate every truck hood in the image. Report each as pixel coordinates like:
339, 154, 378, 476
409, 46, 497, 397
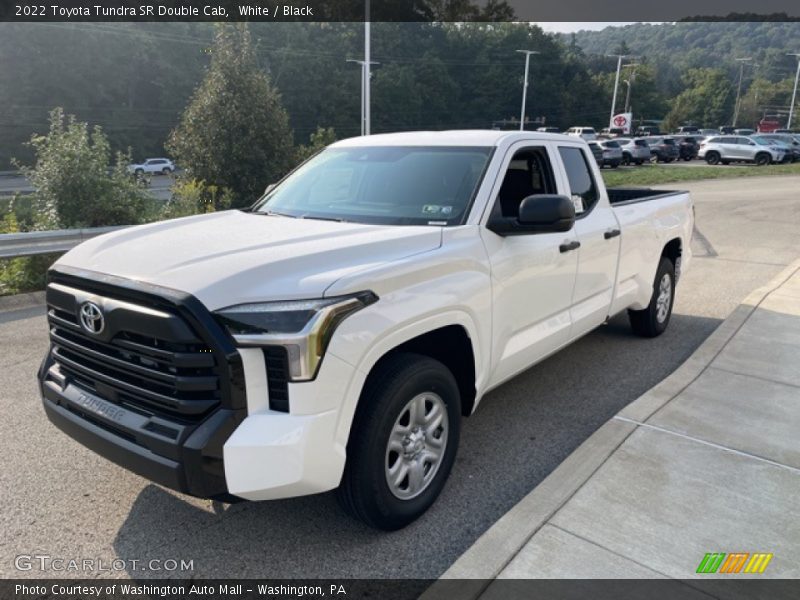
56, 211, 442, 310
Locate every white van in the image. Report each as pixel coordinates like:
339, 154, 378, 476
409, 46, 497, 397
565, 126, 597, 141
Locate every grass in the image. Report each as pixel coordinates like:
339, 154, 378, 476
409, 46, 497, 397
601, 161, 800, 187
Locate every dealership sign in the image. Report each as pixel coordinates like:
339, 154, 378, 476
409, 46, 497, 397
610, 113, 633, 134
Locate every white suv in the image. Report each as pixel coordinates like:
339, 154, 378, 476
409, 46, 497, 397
699, 136, 784, 166
127, 158, 176, 176
565, 126, 597, 141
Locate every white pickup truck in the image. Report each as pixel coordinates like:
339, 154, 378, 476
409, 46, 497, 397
39, 131, 693, 530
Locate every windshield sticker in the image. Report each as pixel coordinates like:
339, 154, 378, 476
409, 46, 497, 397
572, 196, 585, 214
422, 204, 454, 215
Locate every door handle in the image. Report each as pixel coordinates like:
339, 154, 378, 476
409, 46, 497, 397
604, 228, 621, 240
559, 240, 581, 253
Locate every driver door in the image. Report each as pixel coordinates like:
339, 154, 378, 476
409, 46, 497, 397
481, 142, 579, 387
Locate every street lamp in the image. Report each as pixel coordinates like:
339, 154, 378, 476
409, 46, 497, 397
787, 53, 800, 130
516, 50, 540, 131
347, 59, 379, 136
732, 57, 753, 127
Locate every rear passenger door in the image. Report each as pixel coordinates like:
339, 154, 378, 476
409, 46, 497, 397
555, 144, 621, 339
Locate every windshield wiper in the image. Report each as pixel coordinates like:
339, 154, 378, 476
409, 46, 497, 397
298, 214, 348, 223
260, 210, 297, 218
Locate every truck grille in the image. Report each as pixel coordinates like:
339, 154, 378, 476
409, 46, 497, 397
46, 283, 222, 422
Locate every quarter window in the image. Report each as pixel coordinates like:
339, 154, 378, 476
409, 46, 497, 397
558, 146, 598, 215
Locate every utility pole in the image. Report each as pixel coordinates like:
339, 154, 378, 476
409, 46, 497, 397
732, 57, 752, 127
516, 50, 540, 131
788, 53, 800, 130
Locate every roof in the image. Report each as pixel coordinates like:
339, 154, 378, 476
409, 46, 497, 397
330, 129, 577, 148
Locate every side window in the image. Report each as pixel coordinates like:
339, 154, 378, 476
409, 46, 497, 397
558, 146, 599, 216
495, 147, 557, 219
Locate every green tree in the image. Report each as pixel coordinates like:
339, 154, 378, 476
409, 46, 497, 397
295, 127, 337, 162
167, 23, 295, 208
662, 68, 734, 130
15, 108, 154, 229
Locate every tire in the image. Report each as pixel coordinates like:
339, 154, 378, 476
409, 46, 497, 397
162, 167, 172, 175
705, 152, 720, 165
134, 168, 144, 176
755, 153, 770, 166
628, 256, 675, 338
622, 153, 631, 166
337, 353, 461, 530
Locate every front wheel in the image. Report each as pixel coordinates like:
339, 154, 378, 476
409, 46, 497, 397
755, 153, 770, 166
337, 353, 461, 530
705, 152, 720, 165
628, 256, 675, 338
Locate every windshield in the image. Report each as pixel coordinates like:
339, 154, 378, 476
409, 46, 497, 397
253, 146, 492, 226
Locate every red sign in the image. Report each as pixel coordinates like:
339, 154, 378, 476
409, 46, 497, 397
613, 115, 627, 127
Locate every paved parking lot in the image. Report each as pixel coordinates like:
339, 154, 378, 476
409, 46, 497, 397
1, 176, 798, 579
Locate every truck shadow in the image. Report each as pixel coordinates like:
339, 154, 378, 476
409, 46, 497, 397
111, 311, 722, 579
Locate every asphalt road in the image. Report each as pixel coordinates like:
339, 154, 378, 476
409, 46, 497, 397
1, 176, 798, 580
0, 173, 174, 201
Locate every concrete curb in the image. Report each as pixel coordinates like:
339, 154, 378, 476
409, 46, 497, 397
423, 256, 800, 599
0, 290, 46, 312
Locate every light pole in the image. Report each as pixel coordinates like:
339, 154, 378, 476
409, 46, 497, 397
787, 53, 800, 130
364, 0, 371, 135
516, 50, 540, 131
732, 57, 752, 127
347, 59, 379, 136
622, 62, 638, 114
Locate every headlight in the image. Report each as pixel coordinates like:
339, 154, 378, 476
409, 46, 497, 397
215, 292, 378, 381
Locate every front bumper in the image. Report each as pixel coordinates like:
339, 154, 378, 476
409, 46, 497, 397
39, 266, 352, 503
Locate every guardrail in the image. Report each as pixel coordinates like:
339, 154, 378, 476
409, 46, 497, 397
0, 226, 127, 259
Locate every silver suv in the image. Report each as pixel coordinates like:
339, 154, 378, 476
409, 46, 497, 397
616, 138, 652, 165
699, 135, 785, 166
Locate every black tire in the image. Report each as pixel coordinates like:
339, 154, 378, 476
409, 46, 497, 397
622, 153, 631, 166
755, 153, 770, 166
705, 152, 720, 165
162, 167, 172, 175
337, 353, 461, 530
628, 256, 675, 338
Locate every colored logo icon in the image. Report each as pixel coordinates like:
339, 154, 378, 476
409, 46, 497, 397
696, 552, 773, 574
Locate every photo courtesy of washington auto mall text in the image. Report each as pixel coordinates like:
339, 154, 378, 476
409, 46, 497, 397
2, 0, 800, 598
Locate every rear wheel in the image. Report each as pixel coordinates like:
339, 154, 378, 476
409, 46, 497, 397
337, 353, 461, 530
705, 152, 720, 165
162, 167, 172, 175
629, 256, 675, 338
755, 153, 770, 166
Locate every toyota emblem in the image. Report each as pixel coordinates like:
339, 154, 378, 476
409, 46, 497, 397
79, 302, 105, 335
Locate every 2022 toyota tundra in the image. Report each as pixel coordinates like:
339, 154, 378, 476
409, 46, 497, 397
39, 130, 693, 530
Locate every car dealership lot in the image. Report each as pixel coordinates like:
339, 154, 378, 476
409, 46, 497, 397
1, 176, 799, 579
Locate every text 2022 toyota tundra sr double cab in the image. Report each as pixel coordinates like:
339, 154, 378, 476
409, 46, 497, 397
39, 131, 693, 530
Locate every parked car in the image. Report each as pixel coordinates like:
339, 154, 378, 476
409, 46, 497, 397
587, 141, 604, 166
635, 125, 661, 137
675, 126, 700, 134
597, 139, 623, 168
734, 128, 755, 136
645, 137, 680, 162
616, 138, 652, 165
38, 130, 694, 530
600, 127, 626, 138
754, 134, 800, 162
565, 126, 598, 141
127, 158, 175, 176
699, 135, 786, 165
699, 129, 719, 136
719, 126, 736, 134
536, 127, 561, 134
774, 129, 797, 134
674, 136, 700, 161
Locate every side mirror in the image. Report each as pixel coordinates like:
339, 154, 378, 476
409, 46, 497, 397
488, 194, 576, 236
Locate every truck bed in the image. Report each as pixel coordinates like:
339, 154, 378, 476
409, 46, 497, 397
608, 187, 687, 206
